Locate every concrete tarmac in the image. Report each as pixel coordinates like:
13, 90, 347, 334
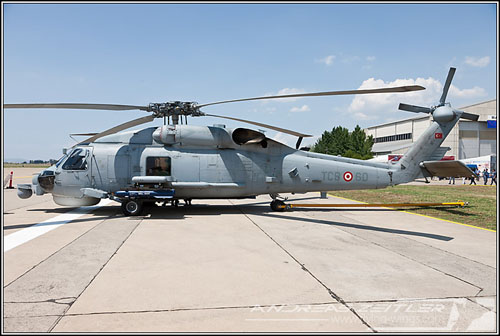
2, 168, 497, 332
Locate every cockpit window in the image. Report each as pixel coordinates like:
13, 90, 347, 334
146, 157, 171, 176
55, 154, 68, 168
62, 148, 88, 170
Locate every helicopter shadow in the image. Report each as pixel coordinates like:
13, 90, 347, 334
288, 205, 472, 215
238, 195, 324, 206
142, 203, 453, 241
254, 211, 454, 241
18, 202, 455, 241
145, 203, 251, 220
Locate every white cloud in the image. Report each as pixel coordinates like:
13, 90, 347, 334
449, 85, 487, 98
317, 54, 370, 67
277, 88, 305, 95
354, 112, 374, 120
347, 76, 488, 120
263, 87, 306, 103
290, 105, 310, 113
341, 55, 360, 64
317, 55, 336, 66
348, 76, 443, 115
465, 56, 490, 68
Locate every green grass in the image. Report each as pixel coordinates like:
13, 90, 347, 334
4, 163, 51, 168
329, 185, 497, 231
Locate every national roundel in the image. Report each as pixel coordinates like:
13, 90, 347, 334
343, 171, 353, 182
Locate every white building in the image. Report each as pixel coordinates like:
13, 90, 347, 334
365, 99, 497, 160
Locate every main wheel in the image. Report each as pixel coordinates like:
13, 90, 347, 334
121, 199, 143, 216
270, 200, 286, 212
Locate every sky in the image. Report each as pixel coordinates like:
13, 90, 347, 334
3, 2, 497, 161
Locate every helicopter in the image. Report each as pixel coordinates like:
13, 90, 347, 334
5, 67, 478, 216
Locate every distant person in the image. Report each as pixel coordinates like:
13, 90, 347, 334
491, 169, 496, 185
448, 176, 455, 184
469, 170, 477, 185
483, 168, 489, 185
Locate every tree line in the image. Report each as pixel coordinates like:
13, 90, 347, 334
311, 125, 374, 160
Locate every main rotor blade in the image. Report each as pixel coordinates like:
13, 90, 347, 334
3, 103, 150, 111
198, 85, 425, 108
204, 113, 312, 138
70, 133, 99, 136
398, 103, 433, 114
78, 115, 156, 144
439, 67, 456, 105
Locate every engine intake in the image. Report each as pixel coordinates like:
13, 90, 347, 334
152, 125, 267, 148
232, 128, 266, 145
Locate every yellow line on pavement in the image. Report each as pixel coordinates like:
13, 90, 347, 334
327, 193, 496, 232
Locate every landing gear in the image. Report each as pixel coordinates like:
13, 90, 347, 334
121, 199, 144, 216
270, 193, 289, 212
270, 199, 286, 212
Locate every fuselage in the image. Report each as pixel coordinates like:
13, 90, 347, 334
40, 125, 394, 205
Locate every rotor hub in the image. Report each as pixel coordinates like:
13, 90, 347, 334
432, 105, 455, 123
148, 101, 203, 118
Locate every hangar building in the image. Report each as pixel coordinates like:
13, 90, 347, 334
365, 99, 497, 160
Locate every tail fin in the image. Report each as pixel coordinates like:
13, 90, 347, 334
393, 113, 460, 183
392, 68, 479, 184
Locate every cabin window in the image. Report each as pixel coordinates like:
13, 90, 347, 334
146, 157, 171, 176
62, 148, 88, 170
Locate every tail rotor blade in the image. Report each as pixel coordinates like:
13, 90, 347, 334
439, 67, 456, 105
398, 103, 433, 114
455, 110, 479, 121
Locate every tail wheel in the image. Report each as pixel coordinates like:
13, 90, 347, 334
270, 200, 286, 212
122, 199, 143, 216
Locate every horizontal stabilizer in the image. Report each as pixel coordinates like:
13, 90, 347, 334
419, 160, 477, 178
427, 147, 451, 161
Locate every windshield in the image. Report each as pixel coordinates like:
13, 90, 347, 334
62, 148, 88, 170
55, 154, 68, 168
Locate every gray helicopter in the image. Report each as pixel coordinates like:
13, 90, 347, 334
5, 68, 477, 216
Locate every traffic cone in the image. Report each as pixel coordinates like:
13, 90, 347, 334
6, 171, 14, 189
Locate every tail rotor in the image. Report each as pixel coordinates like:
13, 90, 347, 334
398, 67, 479, 121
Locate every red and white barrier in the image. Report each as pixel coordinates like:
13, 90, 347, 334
4, 171, 14, 189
